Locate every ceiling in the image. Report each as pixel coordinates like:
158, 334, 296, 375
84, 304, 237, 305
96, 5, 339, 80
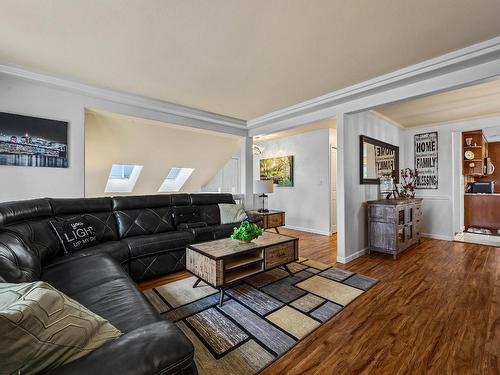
254, 118, 336, 142
1, 1, 500, 120
373, 78, 500, 128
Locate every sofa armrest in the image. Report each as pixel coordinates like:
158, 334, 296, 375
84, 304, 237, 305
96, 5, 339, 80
246, 211, 263, 226
43, 321, 197, 375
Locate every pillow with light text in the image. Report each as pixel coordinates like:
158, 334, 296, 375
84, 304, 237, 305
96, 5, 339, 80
50, 216, 98, 253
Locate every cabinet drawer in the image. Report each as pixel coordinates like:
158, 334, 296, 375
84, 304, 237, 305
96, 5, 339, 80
267, 213, 284, 228
369, 206, 396, 222
265, 242, 296, 269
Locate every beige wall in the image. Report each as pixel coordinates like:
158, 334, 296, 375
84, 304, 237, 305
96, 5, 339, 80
85, 110, 240, 197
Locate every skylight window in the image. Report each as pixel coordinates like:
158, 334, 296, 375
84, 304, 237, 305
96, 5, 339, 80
158, 167, 194, 192
109, 164, 134, 179
105, 164, 143, 193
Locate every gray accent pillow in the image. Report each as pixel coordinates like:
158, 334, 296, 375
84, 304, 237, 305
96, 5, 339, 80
0, 281, 122, 374
218, 203, 248, 224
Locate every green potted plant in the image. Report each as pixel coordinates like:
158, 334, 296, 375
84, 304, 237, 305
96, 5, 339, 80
231, 221, 263, 243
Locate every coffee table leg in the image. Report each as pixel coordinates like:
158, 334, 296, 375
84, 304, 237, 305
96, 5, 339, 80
218, 289, 225, 307
283, 264, 293, 276
192, 278, 202, 288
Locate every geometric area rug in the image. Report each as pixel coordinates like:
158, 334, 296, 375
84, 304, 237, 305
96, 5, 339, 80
143, 257, 378, 375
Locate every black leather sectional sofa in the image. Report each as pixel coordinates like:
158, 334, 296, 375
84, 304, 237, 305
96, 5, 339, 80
0, 193, 259, 375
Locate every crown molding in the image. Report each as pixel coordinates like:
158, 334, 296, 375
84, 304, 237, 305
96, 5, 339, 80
0, 64, 247, 130
248, 36, 500, 130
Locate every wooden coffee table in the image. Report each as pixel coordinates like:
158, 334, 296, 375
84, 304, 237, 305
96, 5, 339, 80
186, 231, 299, 306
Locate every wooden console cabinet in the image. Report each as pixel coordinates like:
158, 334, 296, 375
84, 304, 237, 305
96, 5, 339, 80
367, 198, 422, 259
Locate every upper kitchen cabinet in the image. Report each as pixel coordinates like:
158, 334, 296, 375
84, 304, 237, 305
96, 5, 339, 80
462, 130, 488, 176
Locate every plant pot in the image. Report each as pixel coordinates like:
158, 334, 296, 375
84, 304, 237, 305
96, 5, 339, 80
238, 239, 253, 244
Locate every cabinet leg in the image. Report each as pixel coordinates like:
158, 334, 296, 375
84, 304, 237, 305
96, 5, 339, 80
283, 264, 293, 276
392, 253, 398, 260
275, 227, 280, 234
218, 289, 225, 307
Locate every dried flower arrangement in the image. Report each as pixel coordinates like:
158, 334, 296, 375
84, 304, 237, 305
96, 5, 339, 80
399, 168, 418, 198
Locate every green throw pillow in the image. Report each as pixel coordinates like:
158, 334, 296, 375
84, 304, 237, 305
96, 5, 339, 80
218, 203, 248, 224
0, 281, 122, 374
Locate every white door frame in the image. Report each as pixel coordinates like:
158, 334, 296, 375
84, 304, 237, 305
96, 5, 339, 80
330, 145, 338, 234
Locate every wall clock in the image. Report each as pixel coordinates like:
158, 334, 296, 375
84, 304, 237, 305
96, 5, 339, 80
464, 150, 475, 160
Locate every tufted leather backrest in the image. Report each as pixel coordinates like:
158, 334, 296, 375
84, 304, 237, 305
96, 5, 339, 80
189, 194, 235, 226
0, 230, 41, 282
0, 198, 60, 264
111, 195, 190, 239
51, 198, 119, 242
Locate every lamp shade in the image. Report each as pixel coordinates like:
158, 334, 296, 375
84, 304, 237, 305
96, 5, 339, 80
254, 179, 274, 194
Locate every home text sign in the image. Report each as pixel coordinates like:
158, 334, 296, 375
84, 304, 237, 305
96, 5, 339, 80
414, 132, 438, 189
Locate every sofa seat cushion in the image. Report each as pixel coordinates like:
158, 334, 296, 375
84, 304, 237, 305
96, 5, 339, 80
211, 222, 241, 239
42, 254, 129, 296
47, 241, 130, 268
114, 208, 175, 239
123, 231, 194, 259
68, 278, 161, 333
180, 226, 215, 243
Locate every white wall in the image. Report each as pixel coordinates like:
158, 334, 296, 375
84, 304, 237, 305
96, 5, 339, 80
0, 73, 246, 202
341, 111, 403, 261
0, 74, 86, 201
253, 128, 331, 235
402, 114, 500, 240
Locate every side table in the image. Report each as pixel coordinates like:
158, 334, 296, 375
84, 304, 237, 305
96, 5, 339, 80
248, 210, 285, 233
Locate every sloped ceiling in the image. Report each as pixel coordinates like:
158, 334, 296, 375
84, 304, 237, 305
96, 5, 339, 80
373, 78, 500, 128
1, 1, 500, 119
84, 110, 240, 197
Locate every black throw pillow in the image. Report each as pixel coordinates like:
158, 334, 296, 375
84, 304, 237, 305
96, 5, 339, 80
50, 216, 98, 254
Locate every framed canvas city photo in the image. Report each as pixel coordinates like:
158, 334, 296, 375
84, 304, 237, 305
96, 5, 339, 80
0, 112, 68, 168
259, 155, 294, 187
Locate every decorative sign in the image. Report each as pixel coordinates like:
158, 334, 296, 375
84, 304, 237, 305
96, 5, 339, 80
414, 132, 438, 189
374, 146, 396, 178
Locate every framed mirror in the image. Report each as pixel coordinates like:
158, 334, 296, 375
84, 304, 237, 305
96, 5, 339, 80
360, 135, 399, 184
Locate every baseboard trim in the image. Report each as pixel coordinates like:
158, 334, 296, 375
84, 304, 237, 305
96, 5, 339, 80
282, 225, 331, 236
422, 233, 453, 241
336, 248, 368, 264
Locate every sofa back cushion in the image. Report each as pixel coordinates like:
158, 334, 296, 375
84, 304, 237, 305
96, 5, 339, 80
5, 219, 61, 264
0, 231, 41, 282
189, 194, 235, 226
51, 198, 118, 243
112, 195, 187, 239
172, 206, 201, 226
0, 198, 60, 264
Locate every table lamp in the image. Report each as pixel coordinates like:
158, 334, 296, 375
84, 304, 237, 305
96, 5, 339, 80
254, 179, 274, 213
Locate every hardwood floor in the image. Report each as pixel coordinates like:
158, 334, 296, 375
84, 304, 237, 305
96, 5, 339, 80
140, 229, 500, 374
